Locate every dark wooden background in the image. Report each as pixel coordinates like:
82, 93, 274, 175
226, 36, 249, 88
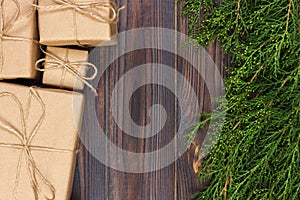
70, 0, 226, 199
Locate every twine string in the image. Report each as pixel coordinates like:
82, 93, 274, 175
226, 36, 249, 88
60, 47, 70, 87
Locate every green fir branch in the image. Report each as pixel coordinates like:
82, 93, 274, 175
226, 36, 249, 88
181, 0, 300, 199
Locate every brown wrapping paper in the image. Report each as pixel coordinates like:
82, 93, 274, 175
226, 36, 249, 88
38, 0, 118, 46
40, 46, 91, 90
0, 0, 39, 79
0, 82, 84, 200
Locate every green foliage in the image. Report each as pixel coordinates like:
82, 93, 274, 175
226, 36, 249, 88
182, 0, 300, 199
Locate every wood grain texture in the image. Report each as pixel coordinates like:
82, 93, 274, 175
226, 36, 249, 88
70, 0, 226, 199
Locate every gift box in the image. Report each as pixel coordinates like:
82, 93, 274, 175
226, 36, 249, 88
36, 46, 97, 91
38, 0, 119, 46
0, 82, 84, 200
0, 0, 39, 79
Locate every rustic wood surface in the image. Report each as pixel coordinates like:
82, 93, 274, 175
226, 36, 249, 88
70, 0, 226, 199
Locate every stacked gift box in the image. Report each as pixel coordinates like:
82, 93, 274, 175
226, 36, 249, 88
0, 0, 122, 199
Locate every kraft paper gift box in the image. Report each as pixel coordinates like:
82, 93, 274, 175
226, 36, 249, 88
0, 82, 84, 200
37, 46, 95, 91
0, 0, 39, 79
38, 0, 119, 46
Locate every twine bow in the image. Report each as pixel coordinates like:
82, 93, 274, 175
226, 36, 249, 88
35, 46, 98, 96
0, 87, 74, 200
0, 0, 38, 79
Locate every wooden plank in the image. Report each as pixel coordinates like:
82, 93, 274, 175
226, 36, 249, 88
105, 0, 177, 199
175, 2, 226, 199
71, 46, 108, 200
70, 0, 225, 199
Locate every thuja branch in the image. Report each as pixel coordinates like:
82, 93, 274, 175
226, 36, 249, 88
181, 0, 300, 199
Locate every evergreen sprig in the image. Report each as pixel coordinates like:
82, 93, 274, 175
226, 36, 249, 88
181, 0, 300, 199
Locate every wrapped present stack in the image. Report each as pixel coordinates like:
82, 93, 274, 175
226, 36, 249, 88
0, 0, 123, 199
